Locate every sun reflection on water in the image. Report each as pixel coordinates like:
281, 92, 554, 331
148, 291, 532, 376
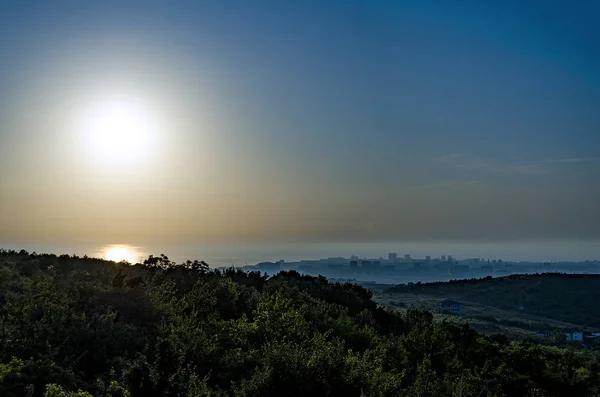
100, 244, 145, 264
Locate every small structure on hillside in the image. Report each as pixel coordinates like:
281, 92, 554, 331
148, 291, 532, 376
563, 328, 584, 342
437, 299, 463, 315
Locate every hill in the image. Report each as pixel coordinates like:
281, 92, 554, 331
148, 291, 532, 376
385, 273, 600, 328
0, 249, 599, 396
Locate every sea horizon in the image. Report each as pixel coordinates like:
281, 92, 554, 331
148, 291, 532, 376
2, 239, 599, 267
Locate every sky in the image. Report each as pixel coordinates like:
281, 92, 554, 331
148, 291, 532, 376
0, 1, 599, 254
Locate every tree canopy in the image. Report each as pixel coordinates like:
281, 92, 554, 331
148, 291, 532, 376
0, 249, 599, 396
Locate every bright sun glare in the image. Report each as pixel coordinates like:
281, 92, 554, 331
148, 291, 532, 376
77, 97, 159, 166
103, 245, 140, 263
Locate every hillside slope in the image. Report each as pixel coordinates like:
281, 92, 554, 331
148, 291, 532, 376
0, 250, 599, 397
385, 273, 600, 327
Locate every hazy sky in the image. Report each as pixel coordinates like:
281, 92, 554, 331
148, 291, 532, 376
1, 0, 599, 247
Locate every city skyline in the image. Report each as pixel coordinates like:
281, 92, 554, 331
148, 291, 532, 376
1, 240, 599, 268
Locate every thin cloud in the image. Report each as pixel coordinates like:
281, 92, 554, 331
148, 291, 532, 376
411, 180, 483, 191
433, 153, 543, 175
512, 157, 600, 165
434, 153, 600, 176
434, 153, 492, 170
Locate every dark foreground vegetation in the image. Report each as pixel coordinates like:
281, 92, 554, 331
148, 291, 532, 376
385, 273, 600, 327
1, 249, 599, 396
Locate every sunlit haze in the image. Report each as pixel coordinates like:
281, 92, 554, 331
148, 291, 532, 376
1, 1, 599, 262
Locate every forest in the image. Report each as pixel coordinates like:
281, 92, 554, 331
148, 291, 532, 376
385, 273, 600, 327
0, 249, 599, 396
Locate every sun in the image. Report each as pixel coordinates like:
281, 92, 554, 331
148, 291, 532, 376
77, 96, 159, 166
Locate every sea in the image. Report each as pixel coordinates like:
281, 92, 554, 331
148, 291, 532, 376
1, 240, 600, 267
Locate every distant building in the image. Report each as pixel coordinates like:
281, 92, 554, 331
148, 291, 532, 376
349, 260, 358, 268
451, 265, 469, 275
437, 299, 463, 315
373, 260, 381, 268
361, 260, 372, 269
448, 255, 454, 262
351, 255, 358, 260
441, 255, 446, 261
425, 256, 431, 261
322, 257, 345, 264
564, 329, 584, 342
298, 264, 313, 273
435, 261, 452, 274
388, 253, 397, 262
481, 265, 494, 275
404, 254, 411, 260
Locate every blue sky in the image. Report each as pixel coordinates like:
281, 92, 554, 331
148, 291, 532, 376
0, 0, 599, 245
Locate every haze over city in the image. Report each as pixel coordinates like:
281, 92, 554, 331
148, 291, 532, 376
1, 1, 599, 263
